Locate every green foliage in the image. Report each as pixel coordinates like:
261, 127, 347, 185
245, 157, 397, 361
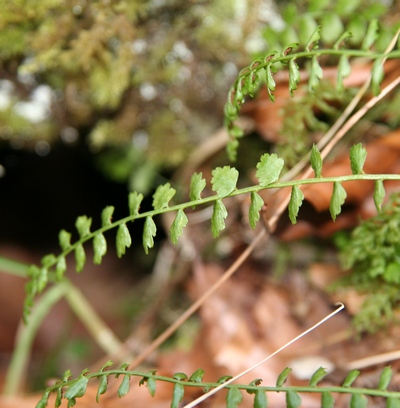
263, 2, 390, 53
349, 144, 367, 175
277, 80, 349, 168
309, 367, 328, 387
211, 199, 228, 238
373, 180, 385, 214
188, 368, 204, 383
387, 397, 400, 408
75, 216, 92, 239
171, 382, 185, 408
118, 375, 131, 398
35, 365, 400, 408
249, 192, 264, 229
55, 257, 66, 281
321, 391, 335, 408
152, 183, 176, 210
22, 145, 400, 319
224, 6, 399, 162
93, 233, 107, 265
143, 217, 157, 254
128, 192, 143, 217
371, 57, 385, 96
74, 244, 86, 273
190, 172, 207, 202
286, 390, 302, 408
227, 387, 243, 407
211, 166, 239, 197
288, 186, 305, 225
64, 369, 89, 404
288, 58, 301, 96
337, 54, 352, 92
101, 206, 115, 227
310, 144, 323, 178
256, 153, 284, 187
170, 209, 188, 245
378, 366, 393, 391
250, 389, 268, 408
329, 181, 347, 222
95, 360, 113, 403
59, 230, 72, 251
138, 369, 157, 397
337, 193, 400, 332
342, 370, 360, 387
277, 367, 292, 387
116, 224, 132, 258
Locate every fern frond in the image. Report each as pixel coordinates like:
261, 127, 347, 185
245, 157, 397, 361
35, 365, 400, 408
23, 148, 400, 320
224, 25, 400, 160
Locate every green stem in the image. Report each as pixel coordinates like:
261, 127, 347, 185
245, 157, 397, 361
4, 174, 398, 283
3, 282, 68, 396
0, 256, 29, 278
63, 280, 122, 355
3, 278, 121, 396
231, 48, 400, 87
44, 173, 400, 273
42, 368, 400, 400
252, 48, 400, 66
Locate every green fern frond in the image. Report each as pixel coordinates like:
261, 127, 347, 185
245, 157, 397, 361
35, 365, 400, 408
224, 24, 400, 160
22, 147, 400, 320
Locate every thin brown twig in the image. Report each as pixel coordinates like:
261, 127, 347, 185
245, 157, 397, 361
346, 349, 400, 371
130, 228, 267, 368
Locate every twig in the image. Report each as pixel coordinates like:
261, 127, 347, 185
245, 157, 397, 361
346, 349, 400, 371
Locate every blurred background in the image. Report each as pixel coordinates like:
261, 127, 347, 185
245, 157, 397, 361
1, 1, 400, 406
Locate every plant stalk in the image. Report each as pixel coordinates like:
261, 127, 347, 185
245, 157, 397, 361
0, 256, 29, 278
3, 283, 68, 396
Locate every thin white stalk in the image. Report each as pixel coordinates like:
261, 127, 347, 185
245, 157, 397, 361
183, 303, 345, 408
